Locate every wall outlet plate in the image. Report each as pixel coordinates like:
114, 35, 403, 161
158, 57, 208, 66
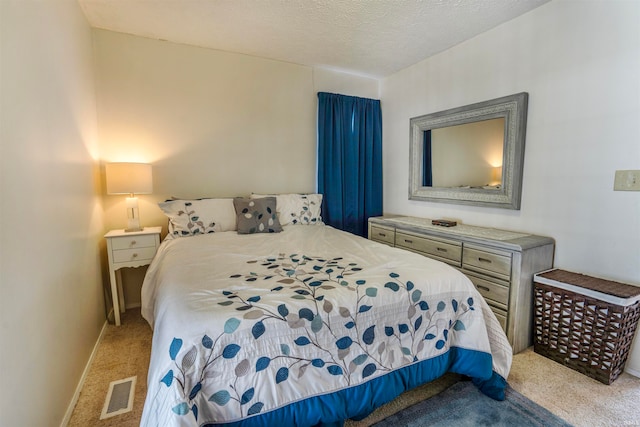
614, 170, 640, 191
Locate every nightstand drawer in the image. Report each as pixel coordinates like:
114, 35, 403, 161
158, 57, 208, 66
370, 225, 395, 246
111, 234, 157, 250
396, 231, 461, 266
463, 245, 511, 280
112, 246, 157, 263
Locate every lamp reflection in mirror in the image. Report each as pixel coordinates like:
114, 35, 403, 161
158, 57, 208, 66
105, 163, 153, 232
491, 166, 503, 187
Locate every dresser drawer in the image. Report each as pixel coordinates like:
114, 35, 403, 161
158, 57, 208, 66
369, 225, 395, 246
112, 246, 157, 263
466, 273, 509, 310
463, 245, 511, 280
490, 306, 507, 332
111, 234, 157, 250
395, 231, 462, 266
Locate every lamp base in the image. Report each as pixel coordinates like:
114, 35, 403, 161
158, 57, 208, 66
125, 197, 142, 232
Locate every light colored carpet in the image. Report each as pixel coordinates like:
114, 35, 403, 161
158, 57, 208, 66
508, 347, 640, 427
68, 309, 640, 426
68, 309, 151, 427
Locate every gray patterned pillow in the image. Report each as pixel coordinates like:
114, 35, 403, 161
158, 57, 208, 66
233, 197, 282, 234
250, 193, 323, 226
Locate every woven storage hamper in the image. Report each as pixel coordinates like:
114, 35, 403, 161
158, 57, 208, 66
533, 269, 640, 384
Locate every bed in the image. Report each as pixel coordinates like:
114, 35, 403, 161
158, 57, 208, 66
140, 195, 512, 426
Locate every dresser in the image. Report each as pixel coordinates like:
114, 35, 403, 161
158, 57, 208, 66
368, 216, 554, 354
105, 227, 162, 325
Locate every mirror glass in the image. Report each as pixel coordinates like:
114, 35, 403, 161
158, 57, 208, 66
409, 92, 528, 210
427, 118, 504, 188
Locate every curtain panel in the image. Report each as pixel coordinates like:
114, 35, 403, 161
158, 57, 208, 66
423, 130, 433, 187
317, 92, 382, 237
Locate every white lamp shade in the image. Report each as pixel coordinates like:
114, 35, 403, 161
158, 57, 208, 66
105, 163, 153, 195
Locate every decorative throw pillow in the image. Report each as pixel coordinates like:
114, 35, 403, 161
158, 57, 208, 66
250, 193, 323, 226
158, 198, 237, 238
233, 197, 282, 234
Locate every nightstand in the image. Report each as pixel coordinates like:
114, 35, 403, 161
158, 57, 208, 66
104, 226, 162, 325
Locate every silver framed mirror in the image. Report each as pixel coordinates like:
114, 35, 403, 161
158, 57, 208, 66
409, 92, 528, 210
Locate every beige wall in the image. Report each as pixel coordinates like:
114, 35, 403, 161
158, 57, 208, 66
94, 30, 378, 234
313, 67, 380, 99
381, 0, 640, 373
0, 1, 105, 426
94, 29, 315, 230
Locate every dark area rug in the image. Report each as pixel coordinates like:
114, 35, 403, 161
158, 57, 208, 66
372, 380, 573, 427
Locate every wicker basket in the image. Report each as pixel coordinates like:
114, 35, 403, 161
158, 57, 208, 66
533, 269, 640, 384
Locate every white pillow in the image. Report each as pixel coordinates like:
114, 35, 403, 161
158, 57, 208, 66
250, 193, 323, 226
158, 198, 237, 238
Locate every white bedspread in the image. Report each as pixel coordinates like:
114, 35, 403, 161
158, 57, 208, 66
141, 224, 512, 426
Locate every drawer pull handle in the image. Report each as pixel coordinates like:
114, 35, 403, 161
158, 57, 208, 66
131, 240, 137, 246
378, 233, 386, 237
132, 253, 138, 258
477, 285, 490, 292
478, 257, 492, 264
436, 247, 448, 253
404, 239, 413, 244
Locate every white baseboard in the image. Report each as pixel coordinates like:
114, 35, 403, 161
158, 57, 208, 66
624, 366, 640, 379
61, 320, 109, 427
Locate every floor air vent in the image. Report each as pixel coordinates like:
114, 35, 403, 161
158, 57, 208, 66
100, 376, 136, 419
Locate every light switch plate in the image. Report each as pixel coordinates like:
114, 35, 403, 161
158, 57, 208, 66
614, 170, 640, 191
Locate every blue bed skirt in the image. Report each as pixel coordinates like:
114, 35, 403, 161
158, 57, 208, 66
204, 347, 506, 427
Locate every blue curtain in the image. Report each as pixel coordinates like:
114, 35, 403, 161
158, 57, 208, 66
317, 92, 382, 237
423, 130, 433, 186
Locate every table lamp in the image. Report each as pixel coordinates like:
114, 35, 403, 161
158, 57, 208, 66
105, 162, 153, 232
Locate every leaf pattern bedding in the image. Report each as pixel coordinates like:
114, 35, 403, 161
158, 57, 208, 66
140, 224, 512, 427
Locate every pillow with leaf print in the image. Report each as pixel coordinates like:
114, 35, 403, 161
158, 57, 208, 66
233, 197, 282, 234
158, 198, 237, 238
250, 193, 323, 226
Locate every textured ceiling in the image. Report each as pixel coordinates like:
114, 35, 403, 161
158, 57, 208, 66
79, 0, 550, 78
